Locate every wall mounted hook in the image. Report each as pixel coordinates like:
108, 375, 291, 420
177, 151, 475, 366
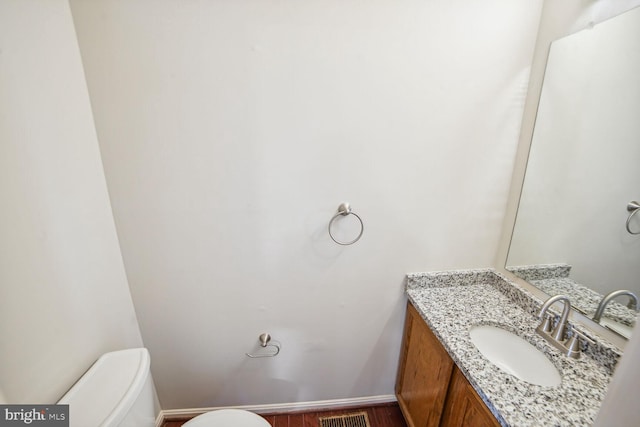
246, 333, 281, 358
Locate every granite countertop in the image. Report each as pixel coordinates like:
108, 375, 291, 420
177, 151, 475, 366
406, 269, 622, 427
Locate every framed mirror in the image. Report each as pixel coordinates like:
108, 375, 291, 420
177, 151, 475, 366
506, 6, 640, 340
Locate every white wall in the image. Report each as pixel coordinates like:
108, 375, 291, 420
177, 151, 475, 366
594, 309, 640, 427
0, 0, 143, 403
507, 6, 640, 296
69, 0, 543, 409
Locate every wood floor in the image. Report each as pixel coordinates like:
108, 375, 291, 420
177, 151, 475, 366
162, 402, 407, 427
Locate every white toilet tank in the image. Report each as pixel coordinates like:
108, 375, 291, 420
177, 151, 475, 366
58, 348, 158, 427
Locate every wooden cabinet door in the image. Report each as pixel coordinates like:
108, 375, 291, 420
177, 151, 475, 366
396, 303, 454, 427
440, 366, 500, 427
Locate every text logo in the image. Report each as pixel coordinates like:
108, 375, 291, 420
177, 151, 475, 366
0, 406, 68, 426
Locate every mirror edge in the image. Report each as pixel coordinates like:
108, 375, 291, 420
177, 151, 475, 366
495, 3, 640, 279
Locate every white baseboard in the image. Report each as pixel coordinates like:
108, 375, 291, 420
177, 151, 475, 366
158, 394, 397, 423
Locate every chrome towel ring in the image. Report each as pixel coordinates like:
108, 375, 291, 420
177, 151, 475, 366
626, 201, 640, 235
328, 202, 364, 245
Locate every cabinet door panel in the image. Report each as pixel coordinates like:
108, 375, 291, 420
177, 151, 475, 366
396, 303, 454, 427
440, 366, 500, 427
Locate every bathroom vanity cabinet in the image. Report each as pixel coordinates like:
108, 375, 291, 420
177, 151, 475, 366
396, 302, 499, 427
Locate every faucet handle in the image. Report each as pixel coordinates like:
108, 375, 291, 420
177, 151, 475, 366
536, 313, 554, 334
564, 329, 595, 359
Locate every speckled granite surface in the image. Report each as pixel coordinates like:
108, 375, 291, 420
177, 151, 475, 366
406, 269, 623, 427
507, 263, 572, 281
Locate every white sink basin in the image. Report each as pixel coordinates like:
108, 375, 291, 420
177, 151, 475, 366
469, 325, 561, 387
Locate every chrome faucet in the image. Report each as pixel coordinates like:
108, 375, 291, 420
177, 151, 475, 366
592, 289, 639, 323
537, 294, 572, 341
536, 294, 595, 358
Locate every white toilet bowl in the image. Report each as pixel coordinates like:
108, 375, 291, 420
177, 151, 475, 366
183, 409, 271, 427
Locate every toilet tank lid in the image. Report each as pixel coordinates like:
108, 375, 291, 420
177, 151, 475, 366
58, 348, 150, 427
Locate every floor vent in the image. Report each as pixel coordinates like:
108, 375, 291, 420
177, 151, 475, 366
318, 411, 370, 427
